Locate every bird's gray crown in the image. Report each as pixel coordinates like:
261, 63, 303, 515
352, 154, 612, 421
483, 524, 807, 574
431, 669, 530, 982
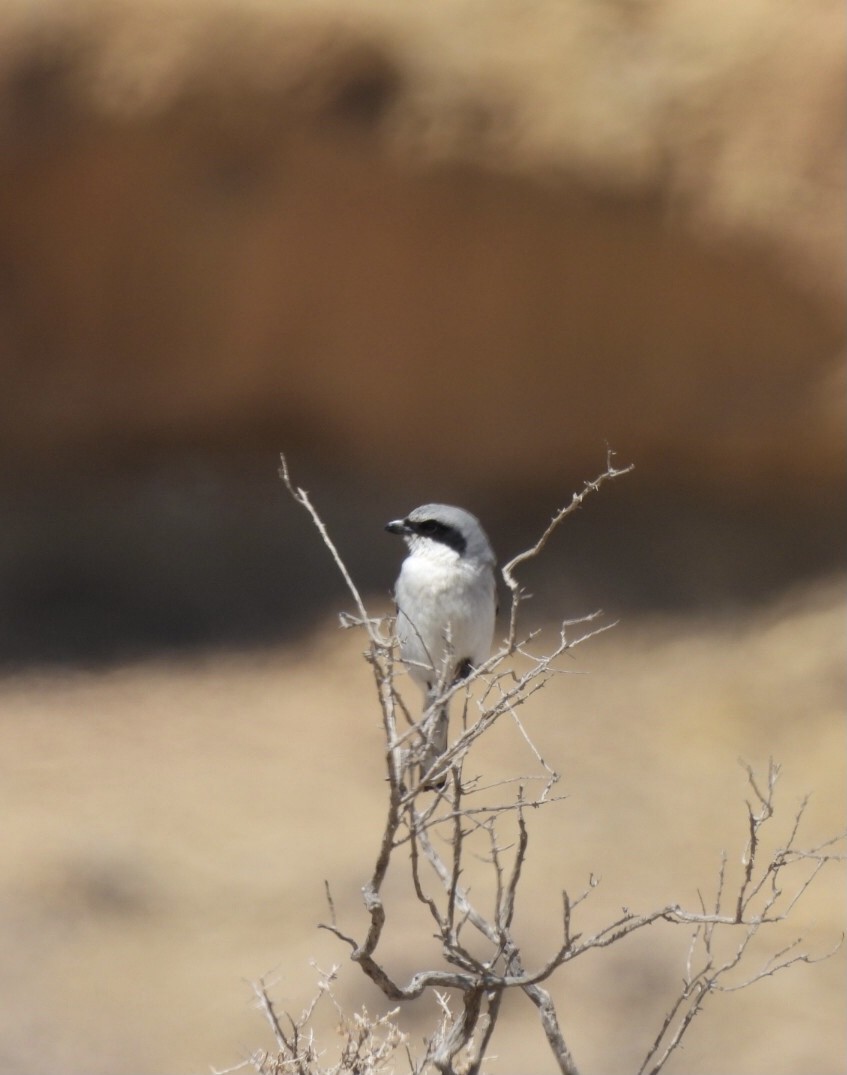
386, 503, 495, 563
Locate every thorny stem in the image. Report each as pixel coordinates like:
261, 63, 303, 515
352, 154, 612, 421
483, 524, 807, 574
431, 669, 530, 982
278, 454, 375, 634
501, 447, 633, 645
276, 454, 843, 1075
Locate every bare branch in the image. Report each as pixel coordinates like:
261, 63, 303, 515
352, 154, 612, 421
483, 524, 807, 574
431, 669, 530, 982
278, 453, 374, 636
501, 449, 633, 644
266, 455, 841, 1075
250, 978, 288, 1055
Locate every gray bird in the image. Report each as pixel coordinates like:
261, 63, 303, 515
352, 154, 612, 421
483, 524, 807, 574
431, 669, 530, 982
385, 504, 497, 788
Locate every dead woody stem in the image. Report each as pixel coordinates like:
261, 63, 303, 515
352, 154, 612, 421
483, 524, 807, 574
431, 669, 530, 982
266, 453, 844, 1075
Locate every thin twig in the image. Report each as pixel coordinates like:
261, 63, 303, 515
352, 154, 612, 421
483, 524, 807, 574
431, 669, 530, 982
501, 448, 633, 643
278, 453, 373, 632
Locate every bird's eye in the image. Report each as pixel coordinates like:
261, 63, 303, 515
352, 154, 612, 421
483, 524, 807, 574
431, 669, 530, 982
419, 520, 441, 535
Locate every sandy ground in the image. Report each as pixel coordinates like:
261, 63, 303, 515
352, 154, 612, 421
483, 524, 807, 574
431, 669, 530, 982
1, 574, 843, 1074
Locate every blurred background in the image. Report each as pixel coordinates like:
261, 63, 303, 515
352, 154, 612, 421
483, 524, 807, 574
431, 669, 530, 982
0, 0, 844, 1071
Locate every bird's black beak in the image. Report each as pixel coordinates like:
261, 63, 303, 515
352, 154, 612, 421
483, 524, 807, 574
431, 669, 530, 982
385, 519, 409, 535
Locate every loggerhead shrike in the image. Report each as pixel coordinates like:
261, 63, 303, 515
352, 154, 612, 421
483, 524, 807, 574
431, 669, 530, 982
385, 504, 497, 788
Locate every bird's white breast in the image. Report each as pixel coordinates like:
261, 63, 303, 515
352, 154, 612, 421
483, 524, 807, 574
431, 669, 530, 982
394, 546, 496, 692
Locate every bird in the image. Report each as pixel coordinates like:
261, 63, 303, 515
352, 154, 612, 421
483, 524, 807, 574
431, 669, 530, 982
385, 503, 497, 789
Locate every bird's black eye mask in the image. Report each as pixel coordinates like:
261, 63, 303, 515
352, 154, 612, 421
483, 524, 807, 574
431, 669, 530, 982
411, 518, 467, 555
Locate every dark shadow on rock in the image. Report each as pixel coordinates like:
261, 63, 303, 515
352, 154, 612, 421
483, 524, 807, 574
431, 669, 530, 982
0, 454, 843, 669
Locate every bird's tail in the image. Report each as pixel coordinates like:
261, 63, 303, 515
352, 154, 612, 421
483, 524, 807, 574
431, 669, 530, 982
420, 697, 449, 791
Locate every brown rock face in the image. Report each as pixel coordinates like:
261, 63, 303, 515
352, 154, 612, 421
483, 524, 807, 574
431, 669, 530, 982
0, 0, 843, 495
